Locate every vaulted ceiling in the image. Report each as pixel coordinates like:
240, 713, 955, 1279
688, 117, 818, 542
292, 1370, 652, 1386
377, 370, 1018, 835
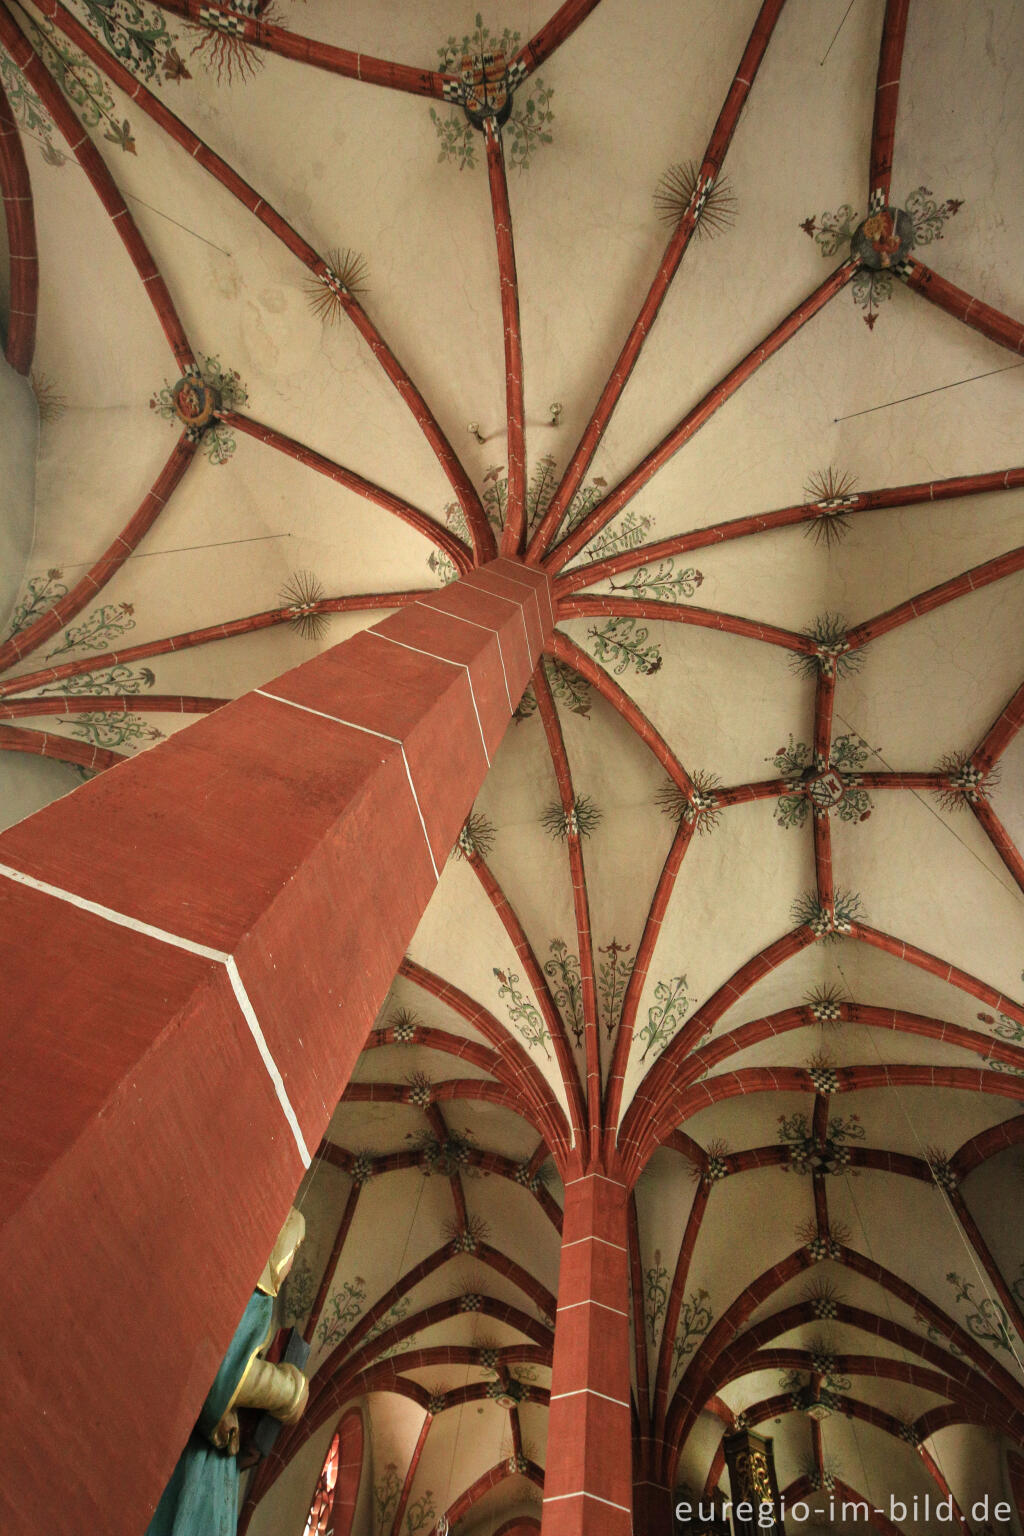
2, 1, 1023, 1533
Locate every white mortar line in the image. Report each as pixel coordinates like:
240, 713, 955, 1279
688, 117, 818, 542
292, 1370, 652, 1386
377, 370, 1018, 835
399, 747, 440, 880
365, 631, 491, 764
417, 601, 513, 711
0, 861, 310, 1165
556, 1298, 629, 1317
225, 959, 311, 1164
492, 563, 555, 635
0, 861, 229, 960
255, 690, 439, 880
564, 1171, 627, 1189
561, 1234, 627, 1253
465, 581, 537, 666
256, 689, 400, 743
543, 1491, 632, 1512
550, 1388, 631, 1407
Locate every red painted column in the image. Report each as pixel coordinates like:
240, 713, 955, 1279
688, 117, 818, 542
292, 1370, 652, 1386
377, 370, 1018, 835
0, 69, 38, 375
0, 556, 552, 1536
543, 1167, 634, 1535
633, 1475, 674, 1536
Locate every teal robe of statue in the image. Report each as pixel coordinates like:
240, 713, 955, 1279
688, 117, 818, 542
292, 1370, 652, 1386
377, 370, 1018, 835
145, 1290, 274, 1536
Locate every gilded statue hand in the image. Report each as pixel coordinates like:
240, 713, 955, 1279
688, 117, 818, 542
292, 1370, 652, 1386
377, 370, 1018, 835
210, 1409, 240, 1456
277, 1369, 309, 1426
235, 1358, 308, 1424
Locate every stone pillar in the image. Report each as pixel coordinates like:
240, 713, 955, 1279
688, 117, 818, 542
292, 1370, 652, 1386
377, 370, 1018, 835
0, 557, 552, 1536
542, 1168, 633, 1535
633, 1475, 675, 1536
671, 1487, 732, 1536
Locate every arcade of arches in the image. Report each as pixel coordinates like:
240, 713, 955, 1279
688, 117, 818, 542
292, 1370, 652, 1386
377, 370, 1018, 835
2, 2, 1024, 1534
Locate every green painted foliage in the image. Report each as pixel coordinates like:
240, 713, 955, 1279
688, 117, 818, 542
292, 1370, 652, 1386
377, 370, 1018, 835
672, 1288, 713, 1373
494, 966, 552, 1057
544, 938, 584, 1047
945, 1271, 1014, 1353
47, 601, 136, 660
315, 1275, 367, 1350
0, 51, 65, 165
373, 1463, 402, 1535
66, 710, 163, 750
638, 975, 692, 1062
6, 571, 68, 639
643, 1259, 669, 1343
598, 939, 634, 1038
68, 0, 188, 84
33, 18, 136, 153
608, 560, 703, 603
587, 616, 662, 677
582, 509, 652, 564
150, 356, 247, 465
429, 16, 555, 172
41, 663, 156, 696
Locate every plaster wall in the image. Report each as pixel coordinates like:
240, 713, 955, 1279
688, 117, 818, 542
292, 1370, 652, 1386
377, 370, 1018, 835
0, 348, 37, 633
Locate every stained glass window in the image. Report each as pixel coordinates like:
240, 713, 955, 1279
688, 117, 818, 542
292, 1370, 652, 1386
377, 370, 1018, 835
303, 1431, 340, 1536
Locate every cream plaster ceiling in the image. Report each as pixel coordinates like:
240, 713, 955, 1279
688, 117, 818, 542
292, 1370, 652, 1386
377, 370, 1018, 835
1, 0, 1023, 1532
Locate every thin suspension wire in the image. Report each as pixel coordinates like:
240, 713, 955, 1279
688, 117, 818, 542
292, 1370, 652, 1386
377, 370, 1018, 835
836, 1144, 985, 1500
819, 0, 858, 66
295, 1139, 331, 1218
52, 534, 291, 569
833, 360, 1024, 421
834, 711, 1024, 905
6, 124, 234, 252
836, 961, 1024, 1377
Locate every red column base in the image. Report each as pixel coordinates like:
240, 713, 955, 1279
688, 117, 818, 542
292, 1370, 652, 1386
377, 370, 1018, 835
543, 1169, 633, 1535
